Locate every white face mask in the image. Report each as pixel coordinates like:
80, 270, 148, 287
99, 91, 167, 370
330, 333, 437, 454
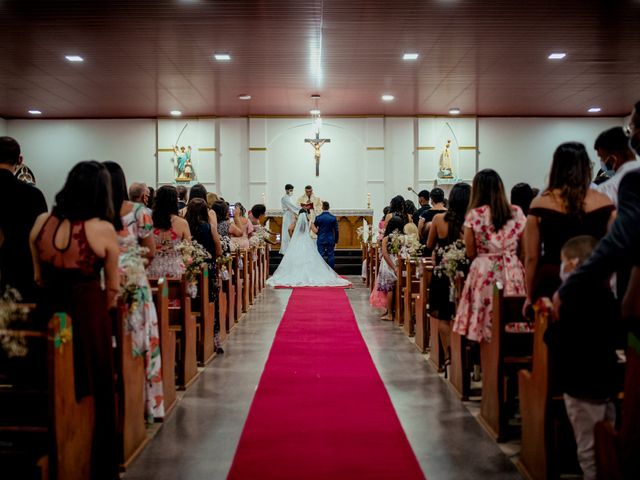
287, 191, 293, 196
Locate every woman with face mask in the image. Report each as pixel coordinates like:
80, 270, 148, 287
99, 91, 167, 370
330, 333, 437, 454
523, 142, 615, 314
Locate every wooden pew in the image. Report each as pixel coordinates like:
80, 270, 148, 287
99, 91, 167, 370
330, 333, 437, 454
595, 332, 639, 479
249, 247, 258, 305
361, 241, 369, 286
193, 268, 215, 366
414, 259, 432, 353
478, 285, 532, 442
113, 305, 148, 469
242, 250, 250, 313
517, 300, 579, 480
448, 275, 472, 400
150, 278, 176, 417
234, 251, 244, 322
224, 259, 236, 332
217, 271, 230, 334
403, 259, 421, 336
394, 257, 406, 326
167, 277, 199, 389
0, 313, 94, 480
370, 244, 379, 294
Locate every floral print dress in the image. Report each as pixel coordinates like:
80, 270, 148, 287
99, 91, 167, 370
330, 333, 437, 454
452, 205, 526, 343
118, 203, 165, 421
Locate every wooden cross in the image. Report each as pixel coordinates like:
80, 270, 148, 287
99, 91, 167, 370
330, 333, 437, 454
304, 131, 331, 176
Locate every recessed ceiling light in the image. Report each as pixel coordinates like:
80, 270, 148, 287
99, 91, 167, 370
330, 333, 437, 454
310, 94, 321, 99
28, 110, 42, 115
310, 109, 321, 115
381, 94, 395, 101
214, 53, 231, 61
238, 94, 252, 100
65, 55, 84, 62
548, 53, 566, 60
588, 107, 602, 113
449, 107, 461, 115
170, 110, 182, 116
403, 53, 419, 60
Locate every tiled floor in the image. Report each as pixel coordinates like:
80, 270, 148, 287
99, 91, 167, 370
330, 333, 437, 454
125, 279, 522, 480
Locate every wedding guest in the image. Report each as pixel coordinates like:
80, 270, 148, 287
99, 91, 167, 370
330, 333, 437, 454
378, 207, 390, 234
177, 185, 188, 210
384, 195, 406, 228
418, 188, 447, 241
147, 186, 155, 209
129, 182, 149, 206
426, 183, 471, 365
594, 126, 639, 205
524, 142, 614, 311
453, 169, 526, 342
185, 198, 224, 353
413, 189, 431, 225
546, 235, 621, 480
212, 200, 240, 259
29, 160, 120, 480
0, 136, 47, 301
231, 202, 254, 250
147, 185, 191, 278
206, 192, 219, 208
404, 199, 417, 225
370, 215, 405, 321
249, 204, 266, 226
103, 161, 164, 421
531, 187, 540, 198
510, 183, 534, 215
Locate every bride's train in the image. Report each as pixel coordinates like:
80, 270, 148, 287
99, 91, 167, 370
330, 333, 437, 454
267, 214, 351, 288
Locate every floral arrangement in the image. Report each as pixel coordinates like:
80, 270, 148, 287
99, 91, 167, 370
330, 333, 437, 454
0, 287, 30, 357
176, 240, 212, 297
433, 240, 469, 300
249, 226, 272, 249
216, 236, 234, 281
119, 244, 152, 331
388, 230, 424, 260
356, 224, 376, 244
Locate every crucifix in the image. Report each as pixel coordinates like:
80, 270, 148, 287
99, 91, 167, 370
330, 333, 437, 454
304, 131, 331, 176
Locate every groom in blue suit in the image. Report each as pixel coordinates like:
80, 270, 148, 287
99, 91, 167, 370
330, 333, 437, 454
313, 201, 339, 268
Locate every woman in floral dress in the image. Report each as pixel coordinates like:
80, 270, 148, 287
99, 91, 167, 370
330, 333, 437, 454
104, 162, 164, 422
453, 169, 527, 343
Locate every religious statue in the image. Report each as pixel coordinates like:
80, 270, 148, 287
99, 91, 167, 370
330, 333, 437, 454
173, 145, 193, 181
438, 139, 454, 179
305, 132, 331, 176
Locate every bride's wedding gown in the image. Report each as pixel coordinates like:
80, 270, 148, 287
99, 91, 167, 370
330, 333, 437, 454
267, 215, 351, 288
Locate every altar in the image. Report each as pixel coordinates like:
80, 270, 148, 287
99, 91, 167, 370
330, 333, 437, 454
264, 209, 374, 250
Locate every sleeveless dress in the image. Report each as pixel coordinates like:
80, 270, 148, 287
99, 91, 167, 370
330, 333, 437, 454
453, 206, 526, 343
231, 218, 253, 251
528, 205, 615, 300
35, 216, 119, 480
191, 222, 219, 304
369, 242, 398, 308
117, 203, 164, 420
428, 235, 457, 321
146, 226, 185, 279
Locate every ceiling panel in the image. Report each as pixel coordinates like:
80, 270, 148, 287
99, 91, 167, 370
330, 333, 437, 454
0, 0, 638, 118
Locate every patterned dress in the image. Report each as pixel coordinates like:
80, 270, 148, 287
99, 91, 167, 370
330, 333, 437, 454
118, 203, 164, 421
453, 205, 526, 342
146, 226, 185, 279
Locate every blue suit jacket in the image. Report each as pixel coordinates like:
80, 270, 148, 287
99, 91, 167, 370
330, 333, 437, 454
314, 211, 339, 245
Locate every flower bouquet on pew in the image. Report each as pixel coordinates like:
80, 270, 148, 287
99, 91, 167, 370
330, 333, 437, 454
176, 240, 212, 298
216, 236, 234, 281
356, 224, 376, 245
433, 239, 469, 302
119, 244, 151, 334
249, 226, 272, 249
388, 230, 424, 262
0, 286, 29, 357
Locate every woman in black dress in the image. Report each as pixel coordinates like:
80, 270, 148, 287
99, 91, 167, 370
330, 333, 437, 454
425, 183, 471, 367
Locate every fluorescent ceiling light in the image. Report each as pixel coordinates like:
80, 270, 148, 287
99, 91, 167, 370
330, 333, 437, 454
214, 53, 231, 61
28, 110, 42, 115
449, 107, 461, 115
65, 55, 84, 62
310, 109, 321, 115
588, 107, 602, 113
548, 53, 566, 60
170, 110, 182, 116
381, 94, 395, 101
403, 53, 419, 60
238, 94, 252, 100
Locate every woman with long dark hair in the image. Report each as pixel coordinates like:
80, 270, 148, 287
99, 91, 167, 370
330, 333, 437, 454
426, 183, 471, 365
383, 195, 406, 229
231, 202, 254, 250
370, 215, 405, 320
452, 169, 527, 343
147, 185, 191, 278
523, 142, 614, 307
103, 161, 164, 421
29, 160, 120, 479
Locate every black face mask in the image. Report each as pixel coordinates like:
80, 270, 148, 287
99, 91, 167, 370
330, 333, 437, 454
630, 132, 640, 157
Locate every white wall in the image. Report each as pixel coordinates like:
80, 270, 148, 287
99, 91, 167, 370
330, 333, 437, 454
478, 117, 623, 192
0, 118, 7, 136
8, 119, 156, 206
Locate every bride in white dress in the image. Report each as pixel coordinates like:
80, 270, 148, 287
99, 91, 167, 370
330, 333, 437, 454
267, 211, 351, 288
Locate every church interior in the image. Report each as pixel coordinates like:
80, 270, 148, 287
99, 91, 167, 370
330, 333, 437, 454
1, 1, 639, 479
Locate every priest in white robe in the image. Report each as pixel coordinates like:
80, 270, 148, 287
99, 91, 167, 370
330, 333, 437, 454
280, 184, 299, 254
297, 185, 322, 239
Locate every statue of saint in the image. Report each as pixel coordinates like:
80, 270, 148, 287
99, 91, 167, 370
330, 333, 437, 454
438, 139, 454, 179
173, 145, 193, 181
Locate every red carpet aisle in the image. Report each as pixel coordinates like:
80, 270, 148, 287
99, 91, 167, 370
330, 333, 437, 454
228, 288, 425, 479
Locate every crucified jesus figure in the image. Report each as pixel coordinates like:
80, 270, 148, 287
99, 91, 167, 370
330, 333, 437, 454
305, 132, 331, 176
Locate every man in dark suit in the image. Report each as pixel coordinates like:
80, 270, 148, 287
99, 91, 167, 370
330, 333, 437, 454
0, 137, 47, 301
313, 201, 339, 268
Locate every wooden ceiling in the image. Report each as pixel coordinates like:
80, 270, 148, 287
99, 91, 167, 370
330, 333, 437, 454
0, 0, 638, 118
